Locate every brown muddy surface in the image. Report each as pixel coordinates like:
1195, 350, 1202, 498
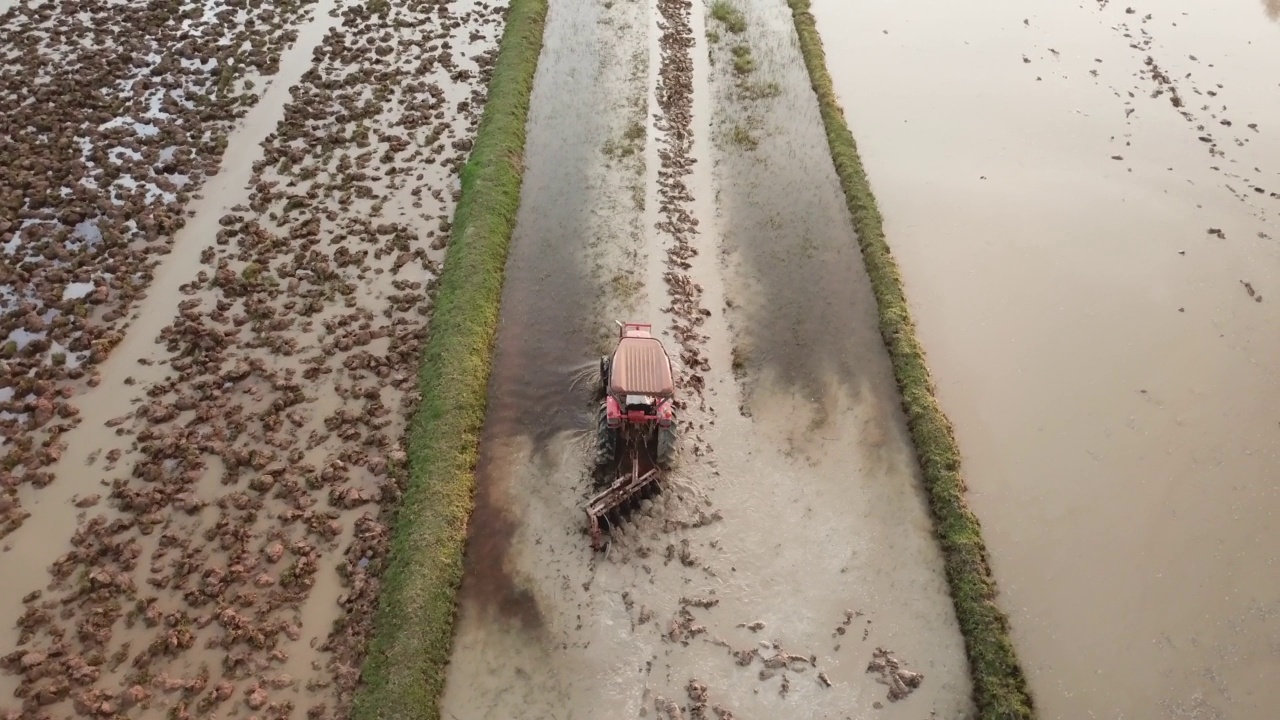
0, 0, 504, 716
811, 0, 1280, 717
0, 0, 324, 541
440, 0, 971, 717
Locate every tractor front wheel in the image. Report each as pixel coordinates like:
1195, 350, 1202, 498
595, 404, 616, 469
656, 414, 678, 471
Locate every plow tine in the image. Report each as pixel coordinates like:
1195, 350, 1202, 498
584, 467, 664, 551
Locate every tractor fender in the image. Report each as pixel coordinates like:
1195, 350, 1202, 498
656, 398, 675, 427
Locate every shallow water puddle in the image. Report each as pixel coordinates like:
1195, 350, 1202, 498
811, 0, 1280, 717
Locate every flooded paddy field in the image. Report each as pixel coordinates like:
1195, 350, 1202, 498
810, 0, 1280, 717
439, 0, 971, 716
10, 0, 1268, 714
0, 0, 505, 715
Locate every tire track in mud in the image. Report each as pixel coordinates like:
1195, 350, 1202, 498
0, 0, 504, 716
0, 0, 322, 540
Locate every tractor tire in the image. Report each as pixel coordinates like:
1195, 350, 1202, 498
656, 414, 678, 471
598, 355, 611, 400
595, 404, 616, 469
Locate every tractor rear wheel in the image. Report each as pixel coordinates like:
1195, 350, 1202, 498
595, 404, 616, 469
656, 413, 678, 470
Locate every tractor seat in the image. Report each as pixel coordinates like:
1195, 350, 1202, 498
609, 337, 674, 397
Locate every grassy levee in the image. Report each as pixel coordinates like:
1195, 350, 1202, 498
783, 1, 1036, 718
347, 0, 547, 716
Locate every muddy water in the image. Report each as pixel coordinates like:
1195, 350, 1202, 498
811, 0, 1280, 717
441, 0, 972, 715
699, 0, 972, 713
446, 0, 612, 642
466, 3, 608, 449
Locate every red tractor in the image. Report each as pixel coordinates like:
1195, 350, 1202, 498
584, 322, 679, 549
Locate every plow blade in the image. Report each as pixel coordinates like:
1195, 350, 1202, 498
585, 467, 662, 551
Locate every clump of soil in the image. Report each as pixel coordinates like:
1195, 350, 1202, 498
866, 646, 924, 701
654, 0, 713, 411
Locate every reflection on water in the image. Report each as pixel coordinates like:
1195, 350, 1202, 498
808, 0, 1280, 716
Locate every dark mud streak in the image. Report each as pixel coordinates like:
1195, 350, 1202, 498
721, 158, 892, 406
454, 0, 610, 630
458, 450, 547, 633
710, 53, 893, 412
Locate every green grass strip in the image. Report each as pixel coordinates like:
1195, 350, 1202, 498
348, 0, 547, 716
783, 1, 1036, 718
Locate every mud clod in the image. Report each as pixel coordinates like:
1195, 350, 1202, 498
866, 647, 924, 701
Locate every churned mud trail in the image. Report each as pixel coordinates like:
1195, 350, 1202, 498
0, 0, 504, 716
442, 0, 972, 716
810, 0, 1280, 717
438, 0, 654, 712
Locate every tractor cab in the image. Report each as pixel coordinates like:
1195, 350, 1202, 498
606, 327, 674, 395
602, 324, 674, 429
